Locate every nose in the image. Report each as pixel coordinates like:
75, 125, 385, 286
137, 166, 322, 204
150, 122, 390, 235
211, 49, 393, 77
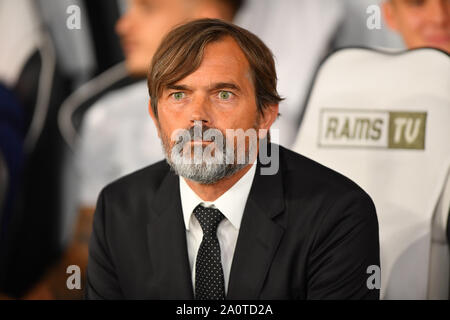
115, 8, 133, 36
116, 15, 128, 36
190, 95, 212, 126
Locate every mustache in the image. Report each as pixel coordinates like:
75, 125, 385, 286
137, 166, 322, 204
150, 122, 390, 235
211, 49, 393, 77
173, 124, 224, 145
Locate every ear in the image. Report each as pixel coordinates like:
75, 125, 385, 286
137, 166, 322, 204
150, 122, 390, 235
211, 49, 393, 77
382, 1, 399, 31
148, 99, 161, 138
258, 103, 279, 131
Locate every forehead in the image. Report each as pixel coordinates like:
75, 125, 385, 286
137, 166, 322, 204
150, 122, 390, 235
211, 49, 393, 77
203, 36, 250, 69
130, 0, 188, 14
173, 36, 253, 87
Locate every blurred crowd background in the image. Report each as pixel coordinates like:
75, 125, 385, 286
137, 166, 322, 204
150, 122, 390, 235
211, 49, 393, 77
0, 0, 448, 300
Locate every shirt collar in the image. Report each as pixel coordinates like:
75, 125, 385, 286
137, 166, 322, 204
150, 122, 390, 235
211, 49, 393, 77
179, 163, 257, 231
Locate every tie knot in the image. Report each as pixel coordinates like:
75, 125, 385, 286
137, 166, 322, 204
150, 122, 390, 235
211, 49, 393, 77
194, 205, 225, 236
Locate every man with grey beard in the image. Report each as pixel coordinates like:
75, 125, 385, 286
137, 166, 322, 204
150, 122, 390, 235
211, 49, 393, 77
86, 19, 380, 300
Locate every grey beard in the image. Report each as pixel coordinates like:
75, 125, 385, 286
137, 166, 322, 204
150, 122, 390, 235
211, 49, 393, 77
159, 121, 259, 184
163, 141, 248, 184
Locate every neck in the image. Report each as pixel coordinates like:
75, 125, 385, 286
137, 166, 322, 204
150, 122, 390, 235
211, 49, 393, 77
184, 164, 253, 201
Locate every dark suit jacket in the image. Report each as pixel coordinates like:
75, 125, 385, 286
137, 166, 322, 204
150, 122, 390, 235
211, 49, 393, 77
86, 145, 380, 299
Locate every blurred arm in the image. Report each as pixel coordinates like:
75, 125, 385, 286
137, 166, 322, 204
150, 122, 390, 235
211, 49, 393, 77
22, 206, 95, 300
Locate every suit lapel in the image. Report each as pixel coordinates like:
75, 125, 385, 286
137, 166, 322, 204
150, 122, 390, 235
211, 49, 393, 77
147, 169, 194, 299
227, 159, 286, 299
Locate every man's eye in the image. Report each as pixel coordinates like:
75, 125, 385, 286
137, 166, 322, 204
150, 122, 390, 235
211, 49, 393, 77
172, 92, 185, 100
218, 91, 233, 100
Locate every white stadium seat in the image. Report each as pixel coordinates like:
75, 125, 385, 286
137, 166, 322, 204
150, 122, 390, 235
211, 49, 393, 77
293, 47, 450, 299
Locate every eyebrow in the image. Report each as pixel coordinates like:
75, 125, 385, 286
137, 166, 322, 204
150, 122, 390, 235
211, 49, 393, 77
166, 84, 192, 91
210, 82, 241, 92
165, 82, 242, 92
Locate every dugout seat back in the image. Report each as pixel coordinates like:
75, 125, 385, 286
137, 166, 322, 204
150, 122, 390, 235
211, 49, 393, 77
293, 47, 450, 299
0, 0, 71, 297
0, 151, 7, 224
57, 62, 133, 150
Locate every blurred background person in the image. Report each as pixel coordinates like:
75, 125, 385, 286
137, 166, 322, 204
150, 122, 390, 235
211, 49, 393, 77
382, 0, 450, 53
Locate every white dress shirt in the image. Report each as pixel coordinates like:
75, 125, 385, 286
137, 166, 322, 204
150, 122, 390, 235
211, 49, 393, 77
179, 164, 257, 294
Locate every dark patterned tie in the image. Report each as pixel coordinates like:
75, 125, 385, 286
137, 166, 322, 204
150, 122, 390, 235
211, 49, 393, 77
194, 204, 226, 300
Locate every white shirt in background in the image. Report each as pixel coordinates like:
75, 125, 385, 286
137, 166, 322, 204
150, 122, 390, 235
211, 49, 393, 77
77, 80, 164, 206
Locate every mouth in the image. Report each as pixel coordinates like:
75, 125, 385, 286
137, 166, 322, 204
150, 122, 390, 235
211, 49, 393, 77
121, 40, 138, 55
424, 34, 450, 46
188, 140, 214, 146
